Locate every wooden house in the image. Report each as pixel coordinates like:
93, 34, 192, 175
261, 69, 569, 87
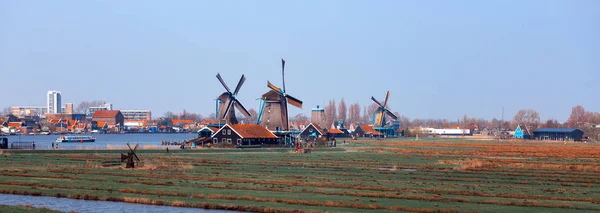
298, 123, 326, 141
354, 125, 384, 138
211, 124, 279, 145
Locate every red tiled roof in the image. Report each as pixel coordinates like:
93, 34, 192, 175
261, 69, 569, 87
359, 125, 383, 136
173, 120, 195, 125
8, 122, 22, 127
199, 119, 215, 125
93, 110, 121, 118
227, 124, 278, 139
328, 128, 344, 134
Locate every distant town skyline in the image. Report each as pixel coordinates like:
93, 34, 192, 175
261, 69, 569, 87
1, 1, 598, 122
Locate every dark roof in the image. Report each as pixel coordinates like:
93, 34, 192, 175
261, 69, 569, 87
93, 110, 121, 118
533, 128, 582, 133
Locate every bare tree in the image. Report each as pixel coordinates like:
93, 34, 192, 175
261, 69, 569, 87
75, 100, 106, 113
363, 103, 379, 125
247, 108, 259, 124
164, 111, 175, 119
567, 105, 586, 128
324, 99, 337, 127
292, 113, 309, 125
347, 103, 361, 125
1, 107, 10, 116
514, 109, 540, 131
338, 98, 347, 123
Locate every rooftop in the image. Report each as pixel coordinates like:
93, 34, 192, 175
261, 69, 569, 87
533, 128, 582, 133
92, 110, 121, 118
227, 124, 278, 139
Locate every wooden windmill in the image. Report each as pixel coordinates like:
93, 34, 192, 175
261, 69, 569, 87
121, 143, 141, 168
371, 91, 398, 127
257, 59, 303, 131
215, 74, 251, 124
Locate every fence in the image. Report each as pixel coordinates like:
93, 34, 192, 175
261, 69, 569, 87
11, 142, 35, 149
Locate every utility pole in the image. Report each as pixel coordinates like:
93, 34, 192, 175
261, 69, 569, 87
501, 106, 504, 131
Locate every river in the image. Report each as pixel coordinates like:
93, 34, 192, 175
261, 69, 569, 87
4, 133, 198, 150
0, 194, 235, 213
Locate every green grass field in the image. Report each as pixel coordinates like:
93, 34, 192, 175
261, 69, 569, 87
0, 139, 599, 212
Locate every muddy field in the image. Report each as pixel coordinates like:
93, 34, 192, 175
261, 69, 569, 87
0, 139, 598, 212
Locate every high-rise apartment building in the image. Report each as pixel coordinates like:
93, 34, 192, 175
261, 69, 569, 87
47, 90, 62, 114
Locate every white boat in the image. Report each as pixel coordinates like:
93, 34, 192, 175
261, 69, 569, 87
55, 135, 96, 143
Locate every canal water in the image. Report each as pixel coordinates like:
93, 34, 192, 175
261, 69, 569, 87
4, 133, 198, 150
0, 194, 236, 213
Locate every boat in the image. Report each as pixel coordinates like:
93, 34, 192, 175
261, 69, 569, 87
55, 135, 96, 143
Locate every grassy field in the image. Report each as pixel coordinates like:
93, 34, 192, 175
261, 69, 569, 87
0, 204, 62, 213
0, 138, 599, 212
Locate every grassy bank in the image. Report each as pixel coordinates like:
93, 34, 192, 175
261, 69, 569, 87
0, 204, 63, 213
0, 139, 599, 212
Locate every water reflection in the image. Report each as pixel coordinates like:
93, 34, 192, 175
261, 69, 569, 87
0, 194, 236, 213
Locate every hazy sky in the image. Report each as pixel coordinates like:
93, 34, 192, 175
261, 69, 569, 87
1, 0, 598, 122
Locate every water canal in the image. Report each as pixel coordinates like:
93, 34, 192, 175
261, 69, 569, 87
0, 194, 236, 213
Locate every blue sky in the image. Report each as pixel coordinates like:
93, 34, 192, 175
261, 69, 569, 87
1, 0, 598, 122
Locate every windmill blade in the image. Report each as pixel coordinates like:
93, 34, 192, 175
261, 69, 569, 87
234, 100, 251, 118
383, 91, 390, 108
371, 96, 383, 107
127, 143, 134, 152
385, 109, 398, 120
286, 95, 303, 109
233, 75, 246, 95
134, 143, 139, 151
267, 81, 281, 93
222, 100, 235, 119
281, 59, 286, 93
216, 73, 232, 93
132, 151, 140, 162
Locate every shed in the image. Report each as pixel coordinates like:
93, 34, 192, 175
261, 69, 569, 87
513, 125, 531, 139
533, 128, 584, 141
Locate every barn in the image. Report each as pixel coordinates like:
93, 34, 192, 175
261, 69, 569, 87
533, 128, 584, 141
211, 124, 279, 145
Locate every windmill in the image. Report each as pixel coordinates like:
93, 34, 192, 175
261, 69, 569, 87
257, 59, 303, 131
371, 91, 398, 128
215, 74, 251, 124
121, 143, 141, 168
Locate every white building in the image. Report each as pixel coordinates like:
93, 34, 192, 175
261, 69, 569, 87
11, 106, 47, 117
88, 103, 113, 117
121, 110, 151, 120
47, 90, 62, 114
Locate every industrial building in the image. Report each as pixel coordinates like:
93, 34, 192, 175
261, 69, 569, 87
533, 128, 584, 141
11, 106, 47, 117
121, 110, 152, 120
88, 103, 113, 117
